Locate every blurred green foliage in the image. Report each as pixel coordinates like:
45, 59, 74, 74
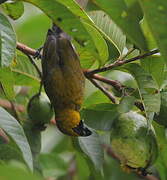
0, 0, 167, 180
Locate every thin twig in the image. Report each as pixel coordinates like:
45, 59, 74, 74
85, 72, 126, 92
26, 54, 42, 79
0, 128, 10, 144
17, 42, 42, 78
17, 42, 37, 56
118, 47, 135, 61
89, 78, 116, 103
0, 99, 25, 112
86, 49, 159, 76
10, 101, 21, 122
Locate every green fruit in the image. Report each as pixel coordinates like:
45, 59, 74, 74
27, 93, 54, 125
111, 111, 158, 170
154, 91, 167, 127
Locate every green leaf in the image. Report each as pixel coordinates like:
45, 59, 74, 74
92, 0, 147, 50
75, 152, 90, 180
39, 153, 68, 178
78, 131, 104, 169
141, 56, 165, 89
139, 0, 167, 63
124, 63, 161, 125
153, 122, 167, 180
23, 121, 42, 174
83, 90, 111, 107
82, 22, 109, 65
0, 107, 33, 171
0, 68, 15, 100
118, 96, 136, 113
88, 10, 126, 55
19, 0, 108, 65
140, 17, 157, 50
82, 103, 119, 131
2, 1, 24, 20
0, 142, 24, 162
0, 165, 40, 180
0, 13, 16, 67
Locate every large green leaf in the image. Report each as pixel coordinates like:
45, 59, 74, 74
0, 165, 40, 180
88, 10, 126, 55
2, 1, 24, 20
82, 103, 119, 131
153, 122, 167, 180
139, 0, 167, 63
78, 131, 104, 169
0, 68, 15, 100
82, 22, 109, 65
124, 63, 161, 126
18, 0, 108, 65
39, 153, 68, 178
0, 107, 33, 171
118, 96, 136, 113
75, 151, 90, 180
83, 90, 111, 107
0, 13, 16, 67
140, 17, 157, 50
92, 0, 147, 50
141, 56, 165, 89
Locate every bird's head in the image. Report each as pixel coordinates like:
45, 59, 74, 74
56, 109, 92, 136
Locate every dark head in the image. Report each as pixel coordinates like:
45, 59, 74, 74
56, 109, 92, 136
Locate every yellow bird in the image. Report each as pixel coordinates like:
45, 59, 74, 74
42, 24, 91, 136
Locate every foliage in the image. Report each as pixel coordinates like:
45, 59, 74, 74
0, 0, 167, 179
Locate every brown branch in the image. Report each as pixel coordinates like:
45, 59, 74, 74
17, 42, 42, 80
88, 78, 116, 103
86, 49, 159, 76
17, 42, 36, 56
84, 72, 126, 92
0, 128, 10, 144
0, 99, 25, 112
103, 144, 159, 180
26, 54, 42, 79
10, 101, 21, 122
85, 72, 144, 111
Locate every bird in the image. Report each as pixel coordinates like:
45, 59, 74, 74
41, 24, 92, 136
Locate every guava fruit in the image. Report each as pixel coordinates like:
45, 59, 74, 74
111, 111, 158, 171
154, 91, 167, 127
27, 93, 54, 126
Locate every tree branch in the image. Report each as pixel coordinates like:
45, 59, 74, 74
88, 78, 116, 103
0, 98, 25, 112
86, 49, 159, 76
17, 42, 37, 56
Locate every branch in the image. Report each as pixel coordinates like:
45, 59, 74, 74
17, 43, 42, 79
86, 49, 159, 76
88, 78, 116, 103
84, 72, 126, 92
0, 98, 25, 112
85, 72, 144, 111
17, 42, 36, 56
